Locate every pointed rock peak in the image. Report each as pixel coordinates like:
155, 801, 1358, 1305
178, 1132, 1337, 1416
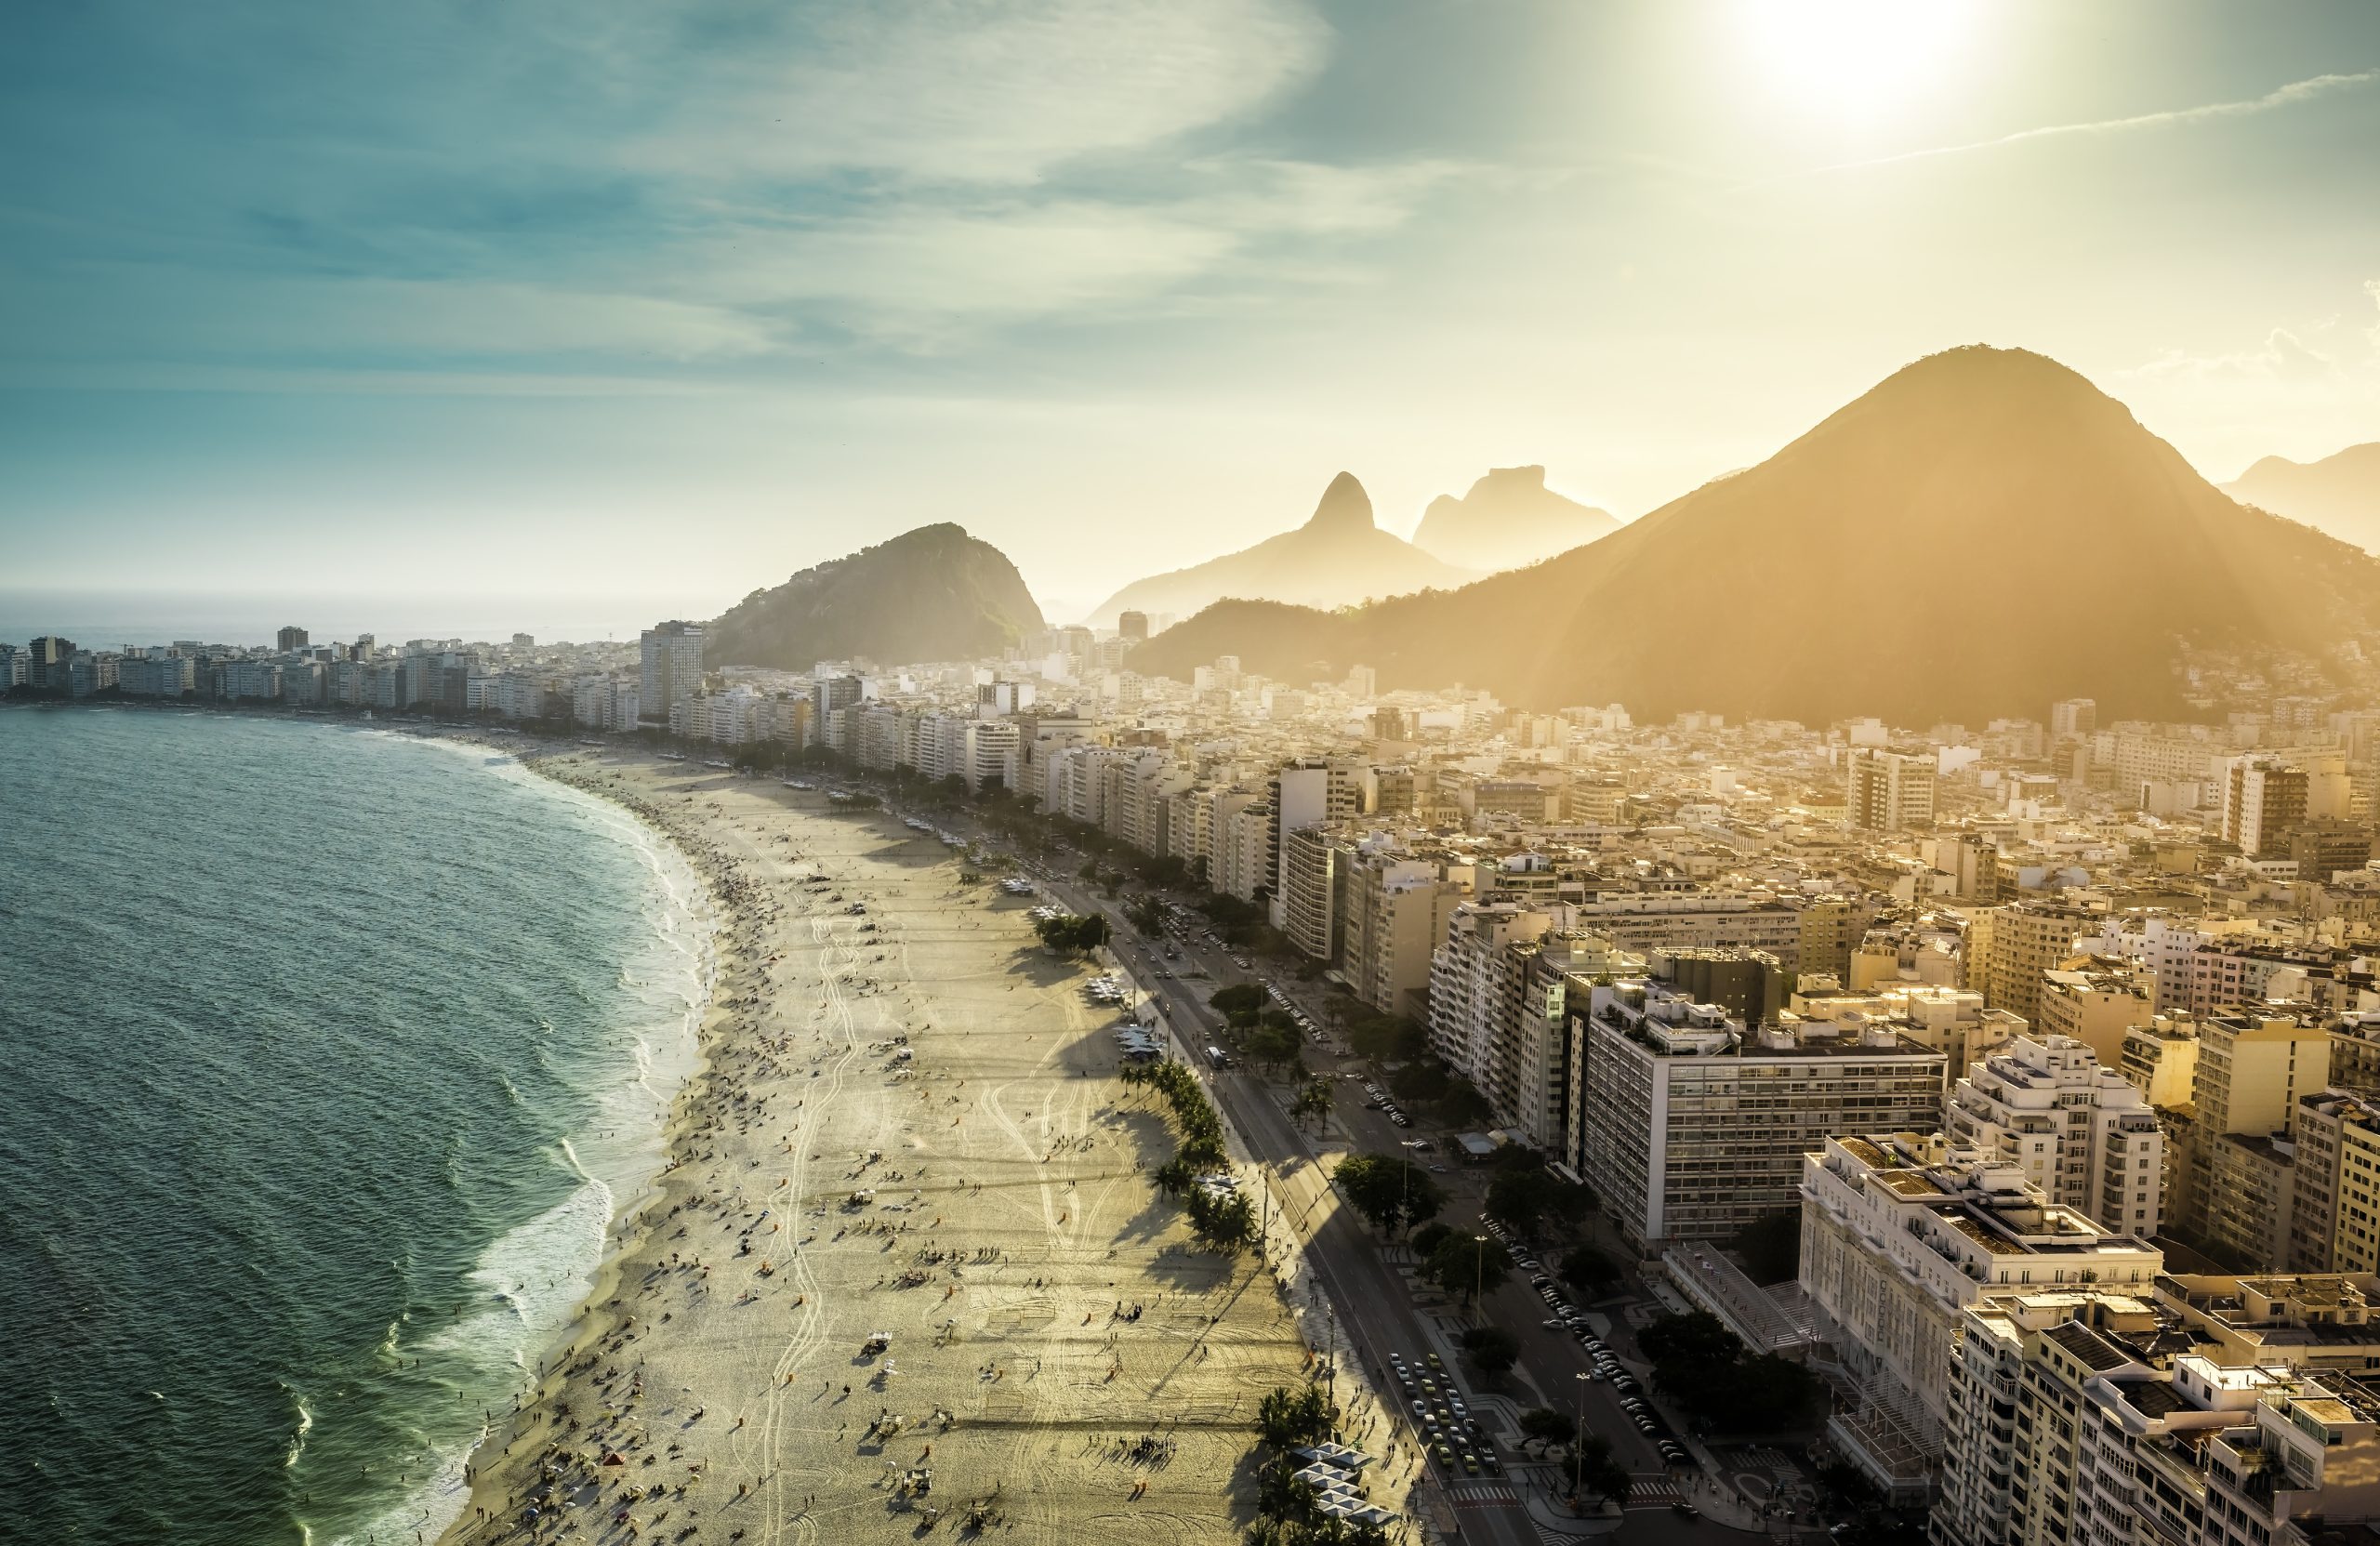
1303, 471, 1374, 534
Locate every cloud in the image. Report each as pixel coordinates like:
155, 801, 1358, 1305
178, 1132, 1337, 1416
1791, 69, 2378, 180
628, 0, 1332, 186
2123, 328, 2337, 386
7, 270, 777, 364
680, 159, 1461, 335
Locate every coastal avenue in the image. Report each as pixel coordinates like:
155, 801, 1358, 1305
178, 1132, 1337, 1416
1017, 863, 1561, 1546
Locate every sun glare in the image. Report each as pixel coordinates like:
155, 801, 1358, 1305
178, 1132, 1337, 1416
1735, 0, 1977, 121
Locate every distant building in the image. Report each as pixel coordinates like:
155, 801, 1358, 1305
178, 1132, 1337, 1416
1116, 611, 1148, 641
276, 625, 309, 653
638, 621, 705, 727
2223, 757, 2309, 858
1845, 747, 1937, 831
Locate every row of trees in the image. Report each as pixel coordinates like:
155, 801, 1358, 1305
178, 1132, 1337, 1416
1124, 1060, 1256, 1251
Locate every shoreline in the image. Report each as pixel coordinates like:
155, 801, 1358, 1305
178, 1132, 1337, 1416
433, 746, 1339, 1546
431, 741, 755, 1544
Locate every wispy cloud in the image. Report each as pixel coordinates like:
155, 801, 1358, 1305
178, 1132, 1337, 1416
1783, 69, 2377, 181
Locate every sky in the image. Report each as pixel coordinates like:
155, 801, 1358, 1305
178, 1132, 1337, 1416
5, 0, 2378, 628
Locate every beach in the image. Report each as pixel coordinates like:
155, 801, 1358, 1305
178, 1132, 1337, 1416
440, 748, 1344, 1545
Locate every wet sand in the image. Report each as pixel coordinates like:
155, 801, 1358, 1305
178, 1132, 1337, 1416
438, 749, 1337, 1545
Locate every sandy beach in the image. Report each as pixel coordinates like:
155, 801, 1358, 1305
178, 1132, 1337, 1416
437, 748, 1354, 1546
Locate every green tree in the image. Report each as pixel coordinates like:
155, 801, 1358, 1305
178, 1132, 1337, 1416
1460, 1325, 1520, 1376
1290, 1077, 1334, 1130
1560, 1247, 1621, 1296
1572, 1433, 1633, 1506
1185, 1184, 1257, 1252
1210, 984, 1266, 1016
1638, 1310, 1819, 1430
1256, 1383, 1335, 1449
1409, 1222, 1454, 1259
1331, 1153, 1443, 1237
1518, 1407, 1578, 1448
1487, 1167, 1599, 1238
1242, 1023, 1302, 1071
1421, 1231, 1512, 1304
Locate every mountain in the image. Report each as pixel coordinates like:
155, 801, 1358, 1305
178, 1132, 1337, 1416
2225, 443, 2380, 555
706, 523, 1044, 670
1409, 465, 1621, 571
1087, 472, 1472, 628
1132, 347, 2380, 724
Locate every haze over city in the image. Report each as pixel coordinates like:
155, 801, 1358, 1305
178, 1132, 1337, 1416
7, 0, 2379, 620
14, 8, 2380, 1546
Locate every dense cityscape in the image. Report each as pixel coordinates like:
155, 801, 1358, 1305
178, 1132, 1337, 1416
16, 604, 2380, 1545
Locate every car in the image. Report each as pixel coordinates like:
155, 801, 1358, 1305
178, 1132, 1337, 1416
1635, 1419, 1659, 1434
1461, 1455, 1480, 1475
1428, 1163, 1448, 1172
1541, 1318, 1566, 1330
1672, 1501, 1702, 1518
1529, 1274, 1552, 1286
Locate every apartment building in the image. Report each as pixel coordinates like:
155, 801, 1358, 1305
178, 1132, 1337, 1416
2035, 958, 2157, 1064
2223, 757, 2310, 859
1429, 902, 1554, 1092
1339, 845, 1467, 1020
1573, 979, 1945, 1247
1946, 1034, 2166, 1235
1567, 892, 1806, 972
1936, 1296, 2287, 1546
1846, 747, 1938, 832
1799, 1135, 2161, 1501
638, 621, 705, 727
1986, 900, 2106, 1028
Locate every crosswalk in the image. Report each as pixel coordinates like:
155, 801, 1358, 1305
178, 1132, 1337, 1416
1449, 1481, 1517, 1507
1625, 1478, 1683, 1503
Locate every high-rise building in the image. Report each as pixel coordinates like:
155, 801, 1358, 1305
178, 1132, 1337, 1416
1800, 1133, 2162, 1500
1844, 747, 1937, 831
639, 621, 706, 727
1984, 900, 2103, 1027
2048, 697, 2097, 738
2223, 757, 2309, 858
1116, 611, 1148, 641
1572, 978, 1946, 1246
276, 625, 309, 652
1946, 1033, 2166, 1235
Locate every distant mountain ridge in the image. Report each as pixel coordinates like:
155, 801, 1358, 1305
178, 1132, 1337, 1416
706, 523, 1044, 670
2226, 443, 2380, 555
1410, 465, 1620, 571
1131, 347, 2380, 723
1087, 472, 1472, 628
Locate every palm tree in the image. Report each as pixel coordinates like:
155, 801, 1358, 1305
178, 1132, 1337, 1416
1290, 1077, 1334, 1132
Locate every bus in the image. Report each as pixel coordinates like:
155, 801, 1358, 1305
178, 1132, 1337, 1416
1206, 1046, 1232, 1069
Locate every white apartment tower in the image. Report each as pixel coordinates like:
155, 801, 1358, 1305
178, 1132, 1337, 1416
1946, 1034, 2167, 1236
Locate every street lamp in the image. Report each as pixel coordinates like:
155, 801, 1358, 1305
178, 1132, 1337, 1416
1573, 1371, 1589, 1501
1398, 1139, 1422, 1230
1472, 1235, 1488, 1310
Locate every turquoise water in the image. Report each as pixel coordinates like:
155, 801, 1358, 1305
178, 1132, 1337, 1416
0, 707, 708, 1545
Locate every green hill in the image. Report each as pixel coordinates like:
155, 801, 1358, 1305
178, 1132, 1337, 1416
706, 523, 1044, 670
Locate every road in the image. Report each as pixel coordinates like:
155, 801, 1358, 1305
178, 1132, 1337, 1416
903, 816, 1776, 1542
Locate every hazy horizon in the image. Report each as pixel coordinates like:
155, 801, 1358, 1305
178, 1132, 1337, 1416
6, 1, 2379, 622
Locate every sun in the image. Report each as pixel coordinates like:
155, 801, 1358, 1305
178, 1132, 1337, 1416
1734, 0, 1978, 122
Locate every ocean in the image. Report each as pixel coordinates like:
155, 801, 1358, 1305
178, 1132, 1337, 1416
0, 707, 710, 1545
